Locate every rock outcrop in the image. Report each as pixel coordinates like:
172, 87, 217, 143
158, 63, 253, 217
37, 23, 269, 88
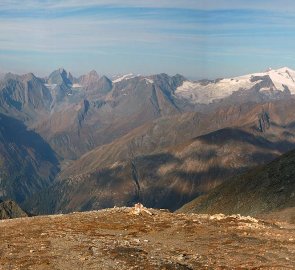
0, 200, 29, 219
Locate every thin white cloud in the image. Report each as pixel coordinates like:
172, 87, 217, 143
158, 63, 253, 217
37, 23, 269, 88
0, 12, 204, 53
1, 0, 295, 11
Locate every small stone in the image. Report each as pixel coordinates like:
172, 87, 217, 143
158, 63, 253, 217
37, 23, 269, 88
177, 254, 185, 261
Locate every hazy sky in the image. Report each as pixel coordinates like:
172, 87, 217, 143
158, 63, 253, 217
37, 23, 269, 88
0, 0, 295, 79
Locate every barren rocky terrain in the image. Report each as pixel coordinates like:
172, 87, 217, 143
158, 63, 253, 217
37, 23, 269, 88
0, 207, 294, 269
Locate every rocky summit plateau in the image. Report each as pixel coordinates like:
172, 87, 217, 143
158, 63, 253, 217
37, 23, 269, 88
0, 206, 295, 270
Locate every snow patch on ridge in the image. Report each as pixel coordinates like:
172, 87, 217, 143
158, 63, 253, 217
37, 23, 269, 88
45, 83, 57, 90
72, 83, 82, 88
112, 73, 137, 83
144, 78, 154, 84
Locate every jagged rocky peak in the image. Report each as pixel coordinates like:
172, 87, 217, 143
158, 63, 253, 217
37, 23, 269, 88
67, 72, 75, 84
48, 68, 72, 86
79, 70, 100, 86
89, 70, 99, 77
58, 68, 69, 81
78, 71, 112, 94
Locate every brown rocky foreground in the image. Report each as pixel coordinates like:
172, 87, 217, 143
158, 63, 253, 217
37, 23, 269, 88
0, 207, 294, 270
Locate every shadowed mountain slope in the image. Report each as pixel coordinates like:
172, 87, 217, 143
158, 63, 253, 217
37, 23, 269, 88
0, 113, 59, 204
178, 149, 295, 217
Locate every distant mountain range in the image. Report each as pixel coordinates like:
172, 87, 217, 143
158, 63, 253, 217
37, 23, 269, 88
0, 67, 295, 215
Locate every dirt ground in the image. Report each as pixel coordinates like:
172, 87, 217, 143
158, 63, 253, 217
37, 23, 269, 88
0, 207, 294, 269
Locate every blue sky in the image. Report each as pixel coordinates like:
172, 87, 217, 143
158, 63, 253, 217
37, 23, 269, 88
0, 0, 295, 79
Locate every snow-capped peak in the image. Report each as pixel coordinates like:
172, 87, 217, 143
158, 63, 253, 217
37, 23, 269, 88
255, 67, 295, 92
175, 67, 295, 104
